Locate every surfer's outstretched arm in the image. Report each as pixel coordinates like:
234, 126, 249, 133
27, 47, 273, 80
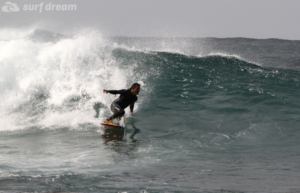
103, 89, 126, 95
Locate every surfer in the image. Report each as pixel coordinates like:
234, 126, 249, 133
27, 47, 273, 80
103, 83, 140, 124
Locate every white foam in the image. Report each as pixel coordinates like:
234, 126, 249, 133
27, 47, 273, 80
0, 28, 34, 41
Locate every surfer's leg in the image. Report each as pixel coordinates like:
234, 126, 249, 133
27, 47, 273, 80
107, 103, 125, 121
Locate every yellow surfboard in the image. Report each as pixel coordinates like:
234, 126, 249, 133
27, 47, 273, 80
101, 122, 124, 129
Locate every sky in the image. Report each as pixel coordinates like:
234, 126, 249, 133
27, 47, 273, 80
0, 0, 300, 40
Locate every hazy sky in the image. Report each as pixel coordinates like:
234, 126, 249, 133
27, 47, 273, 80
1, 0, 300, 40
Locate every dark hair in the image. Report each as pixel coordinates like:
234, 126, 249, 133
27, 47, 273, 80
129, 83, 140, 90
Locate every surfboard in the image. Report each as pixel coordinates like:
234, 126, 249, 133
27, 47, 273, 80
101, 122, 124, 129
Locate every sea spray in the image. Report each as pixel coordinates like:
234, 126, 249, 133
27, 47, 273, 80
0, 29, 152, 131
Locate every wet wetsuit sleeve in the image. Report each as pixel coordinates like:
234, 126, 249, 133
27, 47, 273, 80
129, 97, 137, 112
106, 90, 126, 95
130, 103, 134, 113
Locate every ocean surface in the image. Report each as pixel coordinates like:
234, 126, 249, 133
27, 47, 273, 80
0, 29, 300, 193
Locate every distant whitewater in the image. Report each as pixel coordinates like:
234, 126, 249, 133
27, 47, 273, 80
0, 28, 300, 193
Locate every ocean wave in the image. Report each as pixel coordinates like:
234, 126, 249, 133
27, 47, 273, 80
0, 29, 152, 131
1, 28, 299, 133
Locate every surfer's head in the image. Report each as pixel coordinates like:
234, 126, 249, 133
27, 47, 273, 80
130, 83, 140, 95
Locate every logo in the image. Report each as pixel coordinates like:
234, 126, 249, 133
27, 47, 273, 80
2, 1, 20, 12
1, 2, 77, 13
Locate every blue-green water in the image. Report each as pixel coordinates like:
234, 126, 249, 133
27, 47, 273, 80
0, 29, 300, 192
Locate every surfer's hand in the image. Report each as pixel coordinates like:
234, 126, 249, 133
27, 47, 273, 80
129, 112, 133, 117
103, 89, 108, 93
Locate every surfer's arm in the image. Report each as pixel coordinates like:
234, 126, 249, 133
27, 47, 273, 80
130, 103, 134, 113
129, 97, 137, 115
103, 89, 126, 95
128, 103, 134, 117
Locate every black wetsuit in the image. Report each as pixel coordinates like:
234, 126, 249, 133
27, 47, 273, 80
106, 89, 138, 120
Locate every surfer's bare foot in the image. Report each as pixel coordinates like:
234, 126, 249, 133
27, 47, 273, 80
103, 119, 113, 124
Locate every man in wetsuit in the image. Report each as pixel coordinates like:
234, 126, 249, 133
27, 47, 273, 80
103, 83, 140, 124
